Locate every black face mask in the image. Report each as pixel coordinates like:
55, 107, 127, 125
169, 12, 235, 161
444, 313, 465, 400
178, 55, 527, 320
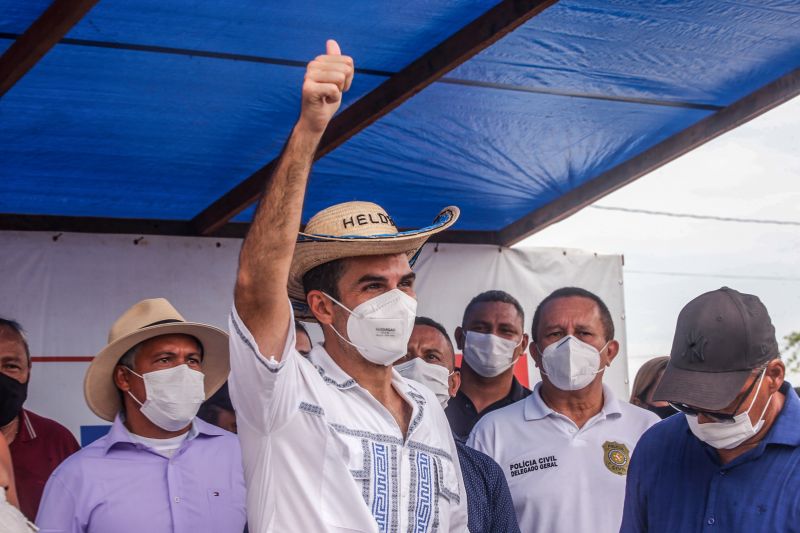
0, 373, 27, 426
648, 404, 677, 420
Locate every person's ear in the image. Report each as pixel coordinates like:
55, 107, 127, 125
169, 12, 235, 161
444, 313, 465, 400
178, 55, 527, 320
307, 290, 336, 326
765, 359, 785, 395
530, 340, 543, 369
454, 326, 465, 351
448, 369, 461, 397
514, 333, 530, 361
604, 340, 620, 366
114, 366, 132, 392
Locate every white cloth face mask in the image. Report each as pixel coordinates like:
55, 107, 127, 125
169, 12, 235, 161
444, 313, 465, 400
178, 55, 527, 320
126, 364, 206, 432
685, 369, 773, 450
539, 335, 608, 391
325, 289, 417, 366
462, 331, 522, 378
395, 358, 452, 408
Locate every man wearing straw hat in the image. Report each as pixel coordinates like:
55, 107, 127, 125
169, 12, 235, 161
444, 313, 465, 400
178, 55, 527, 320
228, 40, 467, 532
36, 298, 246, 532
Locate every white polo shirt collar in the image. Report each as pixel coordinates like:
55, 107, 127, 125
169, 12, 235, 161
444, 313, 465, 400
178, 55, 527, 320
524, 382, 623, 422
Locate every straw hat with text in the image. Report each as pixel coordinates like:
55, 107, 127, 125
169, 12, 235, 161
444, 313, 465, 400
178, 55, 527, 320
289, 201, 459, 319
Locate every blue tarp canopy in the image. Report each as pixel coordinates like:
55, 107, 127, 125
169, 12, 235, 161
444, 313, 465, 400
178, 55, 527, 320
1, 1, 798, 244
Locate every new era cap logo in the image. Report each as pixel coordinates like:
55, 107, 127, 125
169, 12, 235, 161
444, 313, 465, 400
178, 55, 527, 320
682, 330, 707, 363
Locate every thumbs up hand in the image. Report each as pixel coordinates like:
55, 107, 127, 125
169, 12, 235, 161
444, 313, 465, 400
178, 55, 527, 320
298, 39, 354, 135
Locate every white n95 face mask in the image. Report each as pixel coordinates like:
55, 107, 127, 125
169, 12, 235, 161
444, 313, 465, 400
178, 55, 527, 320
325, 289, 417, 366
539, 335, 608, 391
126, 364, 206, 432
462, 331, 522, 378
685, 369, 773, 450
395, 358, 452, 408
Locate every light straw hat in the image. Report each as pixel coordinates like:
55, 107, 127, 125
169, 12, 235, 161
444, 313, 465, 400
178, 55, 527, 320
84, 298, 230, 421
288, 201, 459, 319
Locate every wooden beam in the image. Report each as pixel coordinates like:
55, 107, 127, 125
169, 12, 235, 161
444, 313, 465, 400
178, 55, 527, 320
0, 214, 248, 239
498, 67, 800, 246
0, 213, 499, 244
425, 229, 502, 245
192, 0, 559, 235
0, 0, 99, 97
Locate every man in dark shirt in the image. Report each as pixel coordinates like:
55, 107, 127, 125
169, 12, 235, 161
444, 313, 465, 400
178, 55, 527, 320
621, 287, 800, 532
446, 291, 531, 441
396, 317, 520, 533
0, 318, 79, 520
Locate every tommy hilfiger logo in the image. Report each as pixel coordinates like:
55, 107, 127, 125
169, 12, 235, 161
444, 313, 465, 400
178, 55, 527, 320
682, 330, 707, 363
509, 455, 558, 477
342, 212, 395, 229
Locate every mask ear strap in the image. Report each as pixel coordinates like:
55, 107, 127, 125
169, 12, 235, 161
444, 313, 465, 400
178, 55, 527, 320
321, 292, 357, 317
120, 367, 146, 406
746, 367, 769, 415
126, 390, 144, 407
122, 366, 144, 380
326, 321, 368, 354
319, 293, 363, 350
592, 341, 612, 374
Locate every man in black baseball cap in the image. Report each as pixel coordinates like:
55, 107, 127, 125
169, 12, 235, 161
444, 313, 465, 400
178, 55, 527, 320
653, 286, 780, 410
621, 287, 800, 533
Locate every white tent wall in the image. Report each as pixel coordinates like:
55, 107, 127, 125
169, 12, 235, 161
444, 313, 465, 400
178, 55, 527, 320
0, 231, 628, 442
413, 243, 629, 399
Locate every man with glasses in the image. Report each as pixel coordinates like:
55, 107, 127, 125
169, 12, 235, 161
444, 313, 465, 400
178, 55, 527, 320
621, 287, 800, 533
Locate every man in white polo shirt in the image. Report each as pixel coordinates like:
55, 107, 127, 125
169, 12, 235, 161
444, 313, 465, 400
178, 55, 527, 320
228, 39, 467, 532
469, 287, 658, 533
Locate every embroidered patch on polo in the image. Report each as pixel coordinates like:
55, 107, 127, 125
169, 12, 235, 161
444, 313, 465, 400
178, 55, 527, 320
602, 441, 630, 476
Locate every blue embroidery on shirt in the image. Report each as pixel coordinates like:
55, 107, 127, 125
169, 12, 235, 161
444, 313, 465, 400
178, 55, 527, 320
407, 441, 453, 463
414, 452, 433, 533
406, 390, 426, 438
298, 402, 324, 417
314, 364, 357, 389
330, 424, 404, 445
372, 442, 390, 533
230, 311, 280, 373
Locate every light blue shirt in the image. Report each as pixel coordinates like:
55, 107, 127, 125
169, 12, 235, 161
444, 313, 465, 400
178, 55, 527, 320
36, 416, 246, 533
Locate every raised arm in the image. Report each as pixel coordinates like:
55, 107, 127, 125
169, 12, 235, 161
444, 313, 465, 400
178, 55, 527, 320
234, 40, 353, 359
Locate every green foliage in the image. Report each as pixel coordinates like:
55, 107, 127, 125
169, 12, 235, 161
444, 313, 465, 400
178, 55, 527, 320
784, 331, 800, 374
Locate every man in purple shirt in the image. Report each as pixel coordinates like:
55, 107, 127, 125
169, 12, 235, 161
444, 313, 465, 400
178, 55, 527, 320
36, 298, 246, 533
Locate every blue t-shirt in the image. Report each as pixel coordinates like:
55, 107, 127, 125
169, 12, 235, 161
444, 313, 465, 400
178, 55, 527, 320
621, 382, 800, 533
456, 440, 520, 533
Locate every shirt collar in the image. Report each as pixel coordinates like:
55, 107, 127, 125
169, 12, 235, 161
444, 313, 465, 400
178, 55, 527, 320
508, 376, 530, 402
307, 345, 428, 436
307, 344, 426, 399
103, 414, 226, 454
524, 382, 621, 421
16, 409, 36, 442
308, 344, 358, 390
